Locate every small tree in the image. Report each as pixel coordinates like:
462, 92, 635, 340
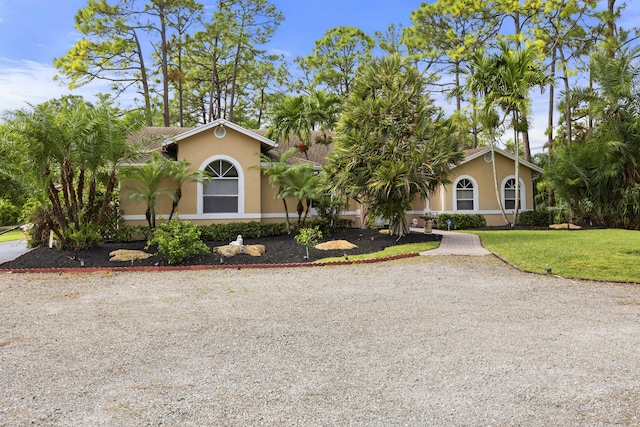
295, 226, 323, 260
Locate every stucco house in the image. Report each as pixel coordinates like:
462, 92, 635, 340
120, 119, 542, 228
409, 146, 544, 227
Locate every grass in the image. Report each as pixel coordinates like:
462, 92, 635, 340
315, 241, 440, 263
471, 229, 640, 282
0, 229, 23, 243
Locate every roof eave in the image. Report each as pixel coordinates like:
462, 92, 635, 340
460, 146, 544, 173
160, 118, 277, 149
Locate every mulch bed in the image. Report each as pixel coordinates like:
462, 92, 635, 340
0, 228, 440, 270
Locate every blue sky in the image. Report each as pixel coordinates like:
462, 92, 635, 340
1, 1, 638, 154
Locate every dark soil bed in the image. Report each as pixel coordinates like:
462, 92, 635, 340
1, 228, 440, 270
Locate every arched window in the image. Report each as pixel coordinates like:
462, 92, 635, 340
455, 178, 475, 211
502, 177, 525, 210
203, 159, 239, 213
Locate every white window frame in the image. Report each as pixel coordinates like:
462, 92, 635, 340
453, 176, 478, 212
501, 176, 526, 211
197, 155, 244, 217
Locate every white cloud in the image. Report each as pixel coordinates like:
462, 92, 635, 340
267, 48, 293, 59
0, 58, 115, 116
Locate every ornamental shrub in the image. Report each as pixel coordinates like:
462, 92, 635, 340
147, 219, 210, 265
518, 210, 550, 227
434, 213, 486, 230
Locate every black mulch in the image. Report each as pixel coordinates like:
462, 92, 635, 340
0, 228, 441, 270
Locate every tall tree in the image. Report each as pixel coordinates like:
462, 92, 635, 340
296, 26, 375, 97
54, 0, 203, 126
403, 0, 499, 110
326, 55, 463, 237
54, 0, 155, 124
182, 0, 283, 124
472, 42, 549, 224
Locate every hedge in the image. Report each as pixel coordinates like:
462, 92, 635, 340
432, 213, 486, 230
518, 210, 550, 227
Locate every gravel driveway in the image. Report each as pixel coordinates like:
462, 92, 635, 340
1, 256, 639, 426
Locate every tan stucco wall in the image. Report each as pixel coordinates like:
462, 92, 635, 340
119, 175, 175, 219
427, 152, 538, 226
176, 127, 262, 215
121, 126, 268, 226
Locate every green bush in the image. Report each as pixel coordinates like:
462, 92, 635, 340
434, 213, 486, 230
197, 221, 287, 241
0, 199, 19, 226
518, 210, 550, 227
147, 219, 210, 265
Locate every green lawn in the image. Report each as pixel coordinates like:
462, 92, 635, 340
0, 229, 23, 243
471, 229, 640, 282
315, 241, 440, 263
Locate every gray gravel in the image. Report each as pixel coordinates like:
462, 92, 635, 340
1, 256, 640, 426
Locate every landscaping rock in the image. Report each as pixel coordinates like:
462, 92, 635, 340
109, 249, 153, 262
315, 240, 358, 250
213, 244, 266, 257
549, 223, 582, 230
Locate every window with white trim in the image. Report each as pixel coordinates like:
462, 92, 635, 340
456, 178, 475, 210
503, 178, 522, 210
203, 159, 238, 213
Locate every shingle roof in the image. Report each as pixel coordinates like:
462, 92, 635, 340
128, 126, 195, 151
253, 129, 333, 166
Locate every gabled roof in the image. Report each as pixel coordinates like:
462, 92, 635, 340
461, 146, 544, 173
160, 118, 277, 150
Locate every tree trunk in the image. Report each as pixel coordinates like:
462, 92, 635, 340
132, 30, 153, 126
159, 10, 170, 127
390, 217, 410, 239
513, 114, 521, 226
491, 139, 511, 226
296, 200, 304, 226
559, 45, 573, 145
96, 170, 116, 225
282, 199, 291, 234
547, 45, 557, 224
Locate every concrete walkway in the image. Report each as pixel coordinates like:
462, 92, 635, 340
413, 228, 491, 256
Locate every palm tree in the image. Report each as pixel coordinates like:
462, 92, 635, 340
468, 42, 548, 225
280, 163, 320, 227
89, 106, 143, 225
167, 159, 210, 220
266, 90, 342, 158
465, 48, 511, 226
121, 153, 174, 230
259, 147, 298, 234
266, 95, 313, 158
2, 97, 142, 248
